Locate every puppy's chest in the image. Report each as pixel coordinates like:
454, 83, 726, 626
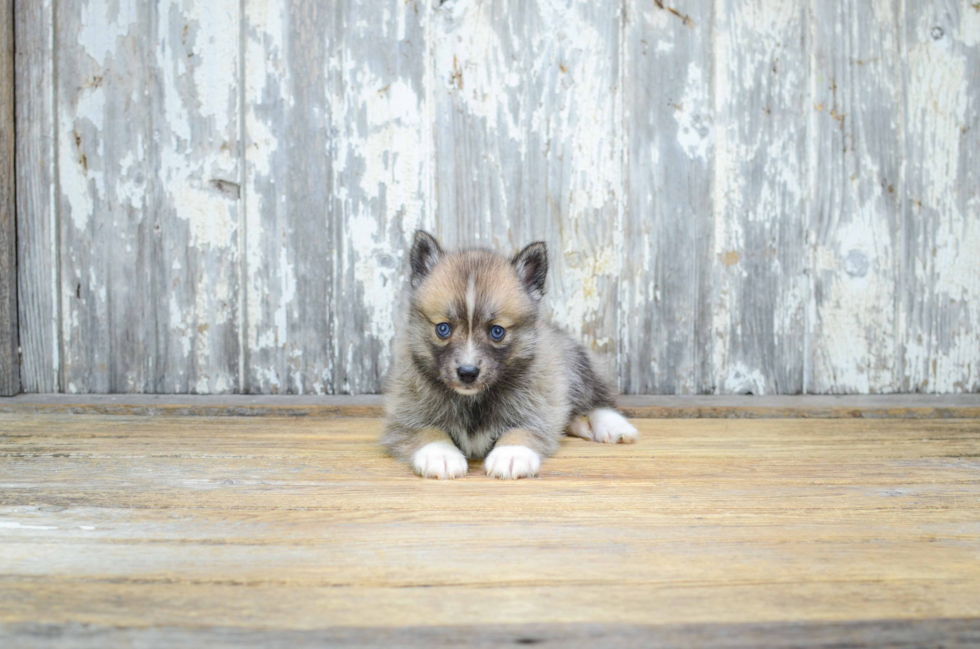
439, 405, 509, 459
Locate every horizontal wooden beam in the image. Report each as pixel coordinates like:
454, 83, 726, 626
2, 394, 978, 419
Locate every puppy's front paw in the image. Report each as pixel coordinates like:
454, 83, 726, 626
589, 408, 638, 444
484, 445, 541, 480
412, 442, 469, 479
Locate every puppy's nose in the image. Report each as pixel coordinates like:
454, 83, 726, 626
457, 365, 480, 384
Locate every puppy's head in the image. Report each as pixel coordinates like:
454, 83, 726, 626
405, 230, 547, 396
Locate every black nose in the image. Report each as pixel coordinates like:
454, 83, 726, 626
457, 365, 480, 384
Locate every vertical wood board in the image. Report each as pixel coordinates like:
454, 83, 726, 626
621, 0, 713, 394
55, 0, 241, 393
901, 1, 980, 393
808, 0, 905, 394
711, 0, 809, 394
0, 0, 16, 395
243, 0, 428, 394
14, 0, 58, 393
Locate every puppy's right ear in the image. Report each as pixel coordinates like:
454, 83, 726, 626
410, 230, 443, 289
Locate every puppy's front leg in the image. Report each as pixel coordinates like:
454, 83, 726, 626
384, 425, 469, 480
485, 429, 543, 480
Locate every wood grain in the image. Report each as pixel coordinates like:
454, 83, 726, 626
622, 0, 713, 394
901, 2, 980, 393
711, 0, 809, 395
14, 0, 57, 393
0, 413, 978, 644
0, 0, 17, 395
53, 0, 242, 394
4, 619, 980, 649
809, 0, 904, 394
243, 0, 427, 395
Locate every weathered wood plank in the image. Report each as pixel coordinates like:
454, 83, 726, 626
148, 0, 243, 393
0, 414, 978, 641
711, 0, 809, 394
3, 619, 979, 649
0, 0, 17, 395
14, 0, 57, 393
242, 0, 335, 394
809, 0, 904, 393
622, 0, 713, 394
330, 0, 430, 394
56, 0, 241, 394
431, 0, 623, 373
56, 0, 152, 393
901, 2, 980, 393
244, 0, 427, 394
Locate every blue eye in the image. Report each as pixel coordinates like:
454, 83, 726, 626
436, 323, 451, 339
490, 325, 506, 341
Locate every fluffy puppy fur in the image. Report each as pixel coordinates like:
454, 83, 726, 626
383, 231, 637, 479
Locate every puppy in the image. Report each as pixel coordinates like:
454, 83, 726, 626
382, 231, 637, 479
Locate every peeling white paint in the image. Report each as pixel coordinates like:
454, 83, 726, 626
724, 362, 768, 395
903, 8, 980, 393
77, 1, 136, 63
675, 63, 711, 160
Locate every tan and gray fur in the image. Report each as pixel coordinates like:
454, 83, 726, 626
383, 231, 637, 479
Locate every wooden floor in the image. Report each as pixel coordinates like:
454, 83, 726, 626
1, 412, 979, 647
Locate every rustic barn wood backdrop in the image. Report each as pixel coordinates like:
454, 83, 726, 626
10, 0, 980, 395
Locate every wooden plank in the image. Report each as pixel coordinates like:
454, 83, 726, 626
1, 393, 979, 418
148, 0, 243, 393
0, 0, 16, 395
809, 0, 904, 393
431, 0, 623, 375
243, 0, 428, 395
621, 0, 713, 394
901, 2, 980, 393
55, 0, 151, 393
711, 0, 809, 394
3, 618, 979, 649
329, 0, 431, 394
55, 0, 241, 394
0, 414, 978, 643
13, 0, 57, 394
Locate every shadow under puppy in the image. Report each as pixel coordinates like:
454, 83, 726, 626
383, 231, 637, 479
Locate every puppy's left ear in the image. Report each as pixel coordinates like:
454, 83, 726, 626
512, 241, 548, 301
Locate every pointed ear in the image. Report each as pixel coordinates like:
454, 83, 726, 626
410, 230, 443, 289
512, 241, 548, 301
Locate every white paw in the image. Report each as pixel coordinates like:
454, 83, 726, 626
588, 408, 638, 444
484, 445, 541, 480
412, 442, 469, 479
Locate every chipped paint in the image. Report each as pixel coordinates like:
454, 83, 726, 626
903, 4, 980, 393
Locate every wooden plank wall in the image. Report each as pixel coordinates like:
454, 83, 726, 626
0, 0, 16, 395
12, 0, 980, 395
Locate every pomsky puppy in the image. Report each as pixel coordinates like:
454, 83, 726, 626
383, 231, 637, 479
